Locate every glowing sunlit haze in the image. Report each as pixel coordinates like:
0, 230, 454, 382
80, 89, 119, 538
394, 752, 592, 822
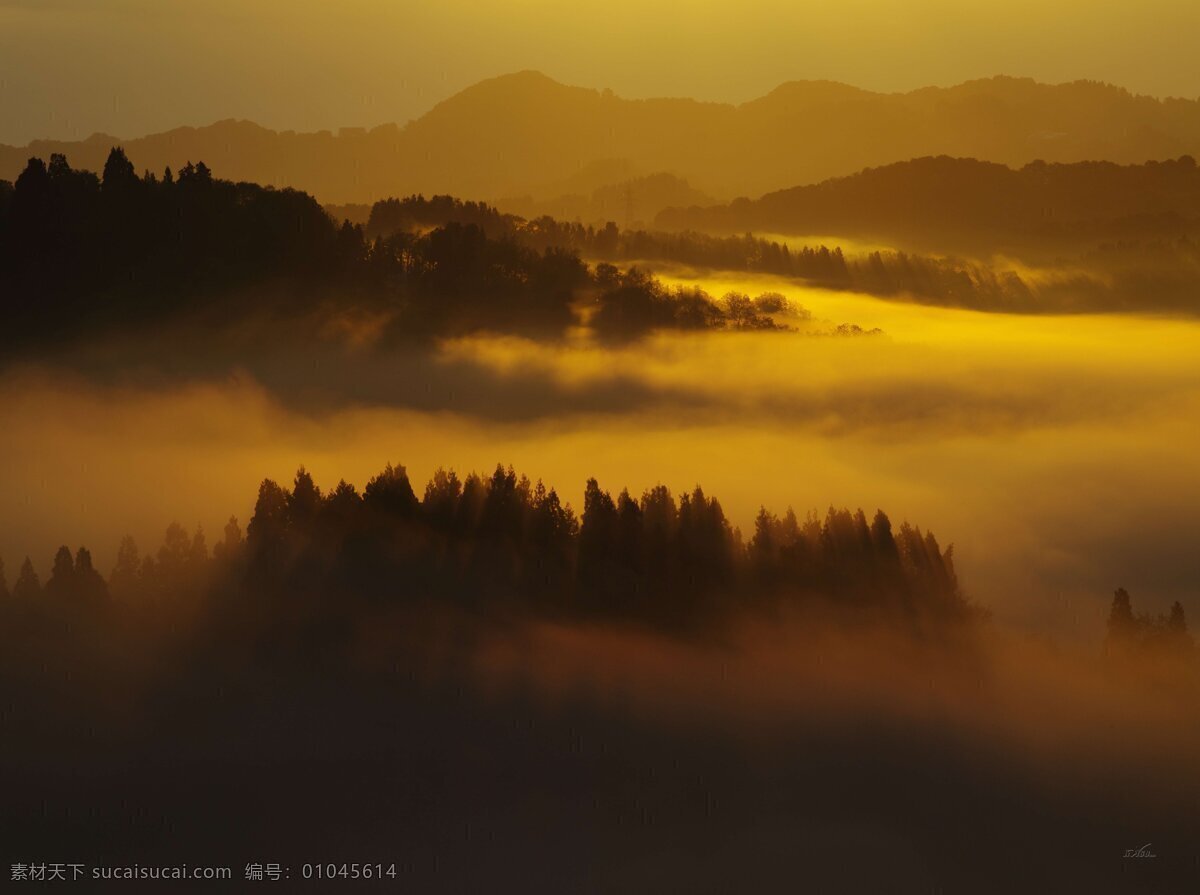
5, 5, 1200, 887
4, 275, 1197, 637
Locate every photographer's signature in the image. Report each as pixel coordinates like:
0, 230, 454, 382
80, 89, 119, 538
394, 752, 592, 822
1123, 843, 1156, 859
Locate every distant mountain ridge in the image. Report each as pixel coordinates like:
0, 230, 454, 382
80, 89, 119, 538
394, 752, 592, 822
3, 71, 1199, 204
497, 172, 714, 227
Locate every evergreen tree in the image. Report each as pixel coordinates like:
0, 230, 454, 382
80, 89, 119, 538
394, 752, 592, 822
213, 516, 244, 563
578, 478, 619, 606
101, 147, 138, 192
45, 545, 76, 600
1166, 601, 1193, 652
1107, 587, 1137, 646
364, 463, 418, 517
288, 467, 323, 526
422, 468, 462, 530
13, 557, 41, 600
110, 536, 141, 596
73, 547, 108, 602
247, 479, 291, 578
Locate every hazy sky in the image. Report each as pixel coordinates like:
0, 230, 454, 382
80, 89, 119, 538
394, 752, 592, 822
2, 0, 1199, 145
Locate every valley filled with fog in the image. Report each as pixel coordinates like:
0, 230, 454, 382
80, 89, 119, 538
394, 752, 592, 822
4, 271, 1196, 641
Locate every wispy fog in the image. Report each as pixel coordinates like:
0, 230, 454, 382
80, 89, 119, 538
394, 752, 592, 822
2, 279, 1197, 637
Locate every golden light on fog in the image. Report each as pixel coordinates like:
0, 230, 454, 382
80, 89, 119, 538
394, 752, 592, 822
4, 280, 1197, 638
5, 2, 1200, 887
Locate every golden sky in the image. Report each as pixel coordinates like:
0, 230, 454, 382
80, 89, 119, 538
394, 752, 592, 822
2, 0, 1199, 145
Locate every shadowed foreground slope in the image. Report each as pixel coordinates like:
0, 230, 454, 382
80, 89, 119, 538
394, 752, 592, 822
2, 465, 1197, 892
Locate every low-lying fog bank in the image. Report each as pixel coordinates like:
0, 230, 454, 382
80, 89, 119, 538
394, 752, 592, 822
2, 281, 1196, 638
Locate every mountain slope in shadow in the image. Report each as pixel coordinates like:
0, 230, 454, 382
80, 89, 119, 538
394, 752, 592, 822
657, 154, 1200, 254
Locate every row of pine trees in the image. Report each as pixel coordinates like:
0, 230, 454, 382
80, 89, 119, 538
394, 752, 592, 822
1, 463, 970, 628
7, 467, 1193, 653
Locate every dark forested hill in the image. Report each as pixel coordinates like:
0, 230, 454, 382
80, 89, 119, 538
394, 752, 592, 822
10, 149, 1200, 342
656, 155, 1200, 253
3, 73, 1199, 205
0, 151, 799, 353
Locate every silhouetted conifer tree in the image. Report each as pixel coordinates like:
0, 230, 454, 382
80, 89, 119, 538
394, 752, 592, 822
247, 480, 291, 579
13, 557, 41, 601
110, 536, 141, 597
1107, 587, 1137, 650
288, 467, 323, 528
45, 546, 76, 601
364, 464, 419, 517
578, 478, 619, 608
73, 547, 108, 602
422, 468, 462, 531
101, 147, 138, 193
213, 516, 245, 563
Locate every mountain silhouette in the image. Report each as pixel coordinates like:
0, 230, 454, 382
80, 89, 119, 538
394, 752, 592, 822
3, 73, 1199, 205
656, 154, 1200, 252
499, 172, 715, 227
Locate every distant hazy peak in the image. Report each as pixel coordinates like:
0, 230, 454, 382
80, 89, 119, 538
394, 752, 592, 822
746, 80, 878, 105
5, 72, 1198, 205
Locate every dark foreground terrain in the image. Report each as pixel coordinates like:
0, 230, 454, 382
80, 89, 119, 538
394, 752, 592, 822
4, 602, 1198, 894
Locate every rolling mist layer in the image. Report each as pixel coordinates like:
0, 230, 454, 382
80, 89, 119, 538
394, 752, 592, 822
3, 274, 1196, 639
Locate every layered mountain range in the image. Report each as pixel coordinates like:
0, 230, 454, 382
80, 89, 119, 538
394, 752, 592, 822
4, 71, 1198, 208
